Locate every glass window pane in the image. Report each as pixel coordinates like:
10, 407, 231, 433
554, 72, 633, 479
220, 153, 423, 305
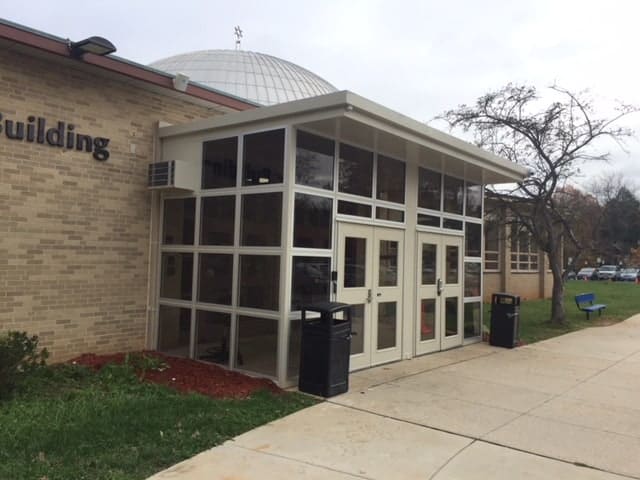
484, 219, 500, 252
237, 316, 278, 376
464, 302, 481, 339
160, 252, 193, 300
195, 310, 231, 366
418, 168, 441, 210
420, 299, 435, 341
377, 301, 397, 350
338, 143, 373, 197
350, 304, 365, 355
422, 243, 437, 285
379, 240, 398, 287
466, 183, 483, 218
288, 319, 301, 379
239, 255, 280, 311
417, 214, 440, 228
344, 237, 366, 288
162, 198, 195, 245
200, 196, 235, 245
376, 207, 404, 222
338, 200, 372, 218
465, 222, 482, 257
198, 254, 233, 305
296, 130, 334, 190
241, 192, 282, 246
377, 155, 405, 204
443, 218, 463, 230
445, 297, 458, 336
202, 137, 238, 189
157, 305, 191, 357
294, 193, 332, 249
443, 175, 464, 214
291, 257, 331, 310
242, 129, 284, 186
464, 262, 481, 297
446, 245, 459, 284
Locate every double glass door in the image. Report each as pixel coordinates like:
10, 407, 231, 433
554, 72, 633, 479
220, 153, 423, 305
416, 232, 463, 354
337, 224, 403, 371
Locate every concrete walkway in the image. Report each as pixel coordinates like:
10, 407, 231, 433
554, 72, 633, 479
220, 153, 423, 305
149, 314, 640, 479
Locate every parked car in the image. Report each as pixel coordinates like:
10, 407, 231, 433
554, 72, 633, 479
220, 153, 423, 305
619, 268, 640, 282
565, 270, 577, 280
597, 265, 619, 280
576, 267, 598, 280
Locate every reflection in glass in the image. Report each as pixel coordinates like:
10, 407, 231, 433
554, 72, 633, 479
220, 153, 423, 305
338, 143, 373, 197
160, 252, 193, 300
350, 304, 365, 355
464, 262, 481, 297
445, 297, 458, 336
195, 310, 231, 366
376, 207, 404, 222
237, 316, 278, 376
465, 222, 482, 257
238, 255, 280, 311
443, 175, 464, 214
418, 167, 441, 210
338, 200, 372, 218
296, 130, 334, 190
422, 243, 437, 285
198, 254, 233, 305
242, 129, 284, 186
163, 198, 195, 245
344, 237, 366, 287
200, 196, 235, 245
446, 246, 459, 284
288, 320, 301, 378
377, 302, 397, 350
241, 192, 282, 246
420, 299, 435, 341
443, 218, 463, 230
294, 193, 332, 249
377, 155, 405, 204
379, 240, 398, 287
417, 214, 440, 228
464, 302, 482, 339
158, 305, 191, 357
466, 183, 483, 218
202, 136, 238, 189
291, 257, 331, 309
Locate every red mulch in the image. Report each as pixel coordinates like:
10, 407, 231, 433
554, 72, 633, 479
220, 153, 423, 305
68, 351, 282, 399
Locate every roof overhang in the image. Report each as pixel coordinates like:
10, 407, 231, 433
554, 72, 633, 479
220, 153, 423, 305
159, 90, 528, 184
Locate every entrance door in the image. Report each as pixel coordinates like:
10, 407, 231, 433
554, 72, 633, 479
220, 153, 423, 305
337, 223, 403, 370
415, 232, 463, 355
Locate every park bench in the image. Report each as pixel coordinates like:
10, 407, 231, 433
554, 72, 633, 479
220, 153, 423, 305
575, 293, 607, 320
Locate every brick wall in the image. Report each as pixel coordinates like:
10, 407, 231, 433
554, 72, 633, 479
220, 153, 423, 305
0, 49, 228, 360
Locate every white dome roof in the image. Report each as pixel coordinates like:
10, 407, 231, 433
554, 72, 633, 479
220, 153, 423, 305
149, 49, 338, 106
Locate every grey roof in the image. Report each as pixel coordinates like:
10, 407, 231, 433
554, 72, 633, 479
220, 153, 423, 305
149, 49, 338, 106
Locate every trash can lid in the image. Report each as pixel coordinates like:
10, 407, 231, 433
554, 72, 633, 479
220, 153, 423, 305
301, 301, 351, 314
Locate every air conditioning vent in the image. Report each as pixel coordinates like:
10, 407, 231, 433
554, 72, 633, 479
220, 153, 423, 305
148, 160, 197, 191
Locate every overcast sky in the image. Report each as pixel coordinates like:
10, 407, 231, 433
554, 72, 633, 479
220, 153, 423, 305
4, 0, 640, 188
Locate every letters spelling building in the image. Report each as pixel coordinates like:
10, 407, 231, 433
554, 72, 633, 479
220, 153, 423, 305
1, 19, 528, 386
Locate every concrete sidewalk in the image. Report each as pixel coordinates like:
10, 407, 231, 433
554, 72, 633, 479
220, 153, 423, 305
149, 314, 640, 479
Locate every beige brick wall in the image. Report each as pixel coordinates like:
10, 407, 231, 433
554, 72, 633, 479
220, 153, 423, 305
0, 49, 228, 361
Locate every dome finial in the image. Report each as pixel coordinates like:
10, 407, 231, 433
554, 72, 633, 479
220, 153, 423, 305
234, 26, 243, 50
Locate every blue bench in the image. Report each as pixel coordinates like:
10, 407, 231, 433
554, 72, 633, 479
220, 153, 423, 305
575, 293, 607, 320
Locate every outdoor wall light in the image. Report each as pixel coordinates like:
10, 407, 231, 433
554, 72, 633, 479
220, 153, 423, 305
69, 36, 117, 57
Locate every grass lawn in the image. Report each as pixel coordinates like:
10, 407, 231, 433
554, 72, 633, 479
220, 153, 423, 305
484, 280, 640, 344
0, 363, 317, 480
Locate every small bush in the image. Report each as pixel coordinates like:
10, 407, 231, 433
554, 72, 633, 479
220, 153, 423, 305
124, 352, 169, 380
0, 331, 49, 398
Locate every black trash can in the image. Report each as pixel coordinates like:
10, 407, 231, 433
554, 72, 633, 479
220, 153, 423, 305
489, 293, 520, 348
298, 302, 352, 397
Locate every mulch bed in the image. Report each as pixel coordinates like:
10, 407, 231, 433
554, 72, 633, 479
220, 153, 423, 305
69, 351, 282, 399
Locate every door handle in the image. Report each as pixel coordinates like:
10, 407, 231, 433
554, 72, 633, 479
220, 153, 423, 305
437, 278, 443, 296
366, 289, 372, 303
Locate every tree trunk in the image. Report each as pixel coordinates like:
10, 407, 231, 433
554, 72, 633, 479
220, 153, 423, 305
547, 237, 566, 325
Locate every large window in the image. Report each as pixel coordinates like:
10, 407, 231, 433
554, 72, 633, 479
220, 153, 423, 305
238, 255, 280, 311
241, 192, 282, 246
160, 252, 193, 301
293, 193, 332, 249
291, 256, 331, 310
198, 254, 233, 305
195, 311, 231, 366
200, 196, 235, 245
237, 316, 278, 376
465, 222, 482, 258
157, 305, 191, 357
243, 129, 285, 186
202, 137, 238, 189
338, 143, 373, 197
296, 131, 334, 190
162, 198, 195, 245
418, 167, 441, 210
466, 183, 482, 218
443, 175, 464, 214
510, 224, 538, 271
376, 155, 405, 204
484, 217, 500, 271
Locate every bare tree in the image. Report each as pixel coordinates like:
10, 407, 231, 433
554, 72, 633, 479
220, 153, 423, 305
440, 84, 637, 324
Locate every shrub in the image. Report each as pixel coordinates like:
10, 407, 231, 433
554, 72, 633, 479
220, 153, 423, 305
0, 331, 49, 398
124, 352, 169, 380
